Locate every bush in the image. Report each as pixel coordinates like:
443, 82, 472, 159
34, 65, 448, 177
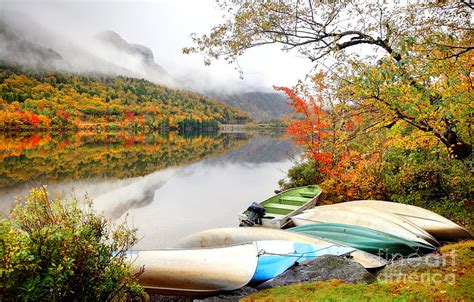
320, 151, 387, 203
0, 187, 144, 301
280, 144, 473, 229
382, 146, 473, 228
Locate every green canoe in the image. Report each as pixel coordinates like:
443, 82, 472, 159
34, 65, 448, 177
239, 185, 322, 229
289, 223, 435, 258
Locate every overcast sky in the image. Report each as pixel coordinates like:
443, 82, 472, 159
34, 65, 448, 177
1, 0, 314, 92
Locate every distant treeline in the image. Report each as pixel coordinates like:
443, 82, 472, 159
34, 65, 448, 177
0, 65, 250, 131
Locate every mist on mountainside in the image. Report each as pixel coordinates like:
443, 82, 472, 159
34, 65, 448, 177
0, 8, 291, 120
0, 11, 176, 87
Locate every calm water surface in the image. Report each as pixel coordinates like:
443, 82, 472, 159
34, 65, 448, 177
0, 131, 298, 248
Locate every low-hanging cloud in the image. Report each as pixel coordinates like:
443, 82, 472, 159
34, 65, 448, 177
0, 8, 178, 87
0, 0, 311, 93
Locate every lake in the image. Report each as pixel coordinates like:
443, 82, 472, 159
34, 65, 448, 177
0, 131, 298, 249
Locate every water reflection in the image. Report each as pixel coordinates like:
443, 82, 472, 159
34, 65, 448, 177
0, 131, 298, 249
0, 131, 248, 188
0, 131, 248, 213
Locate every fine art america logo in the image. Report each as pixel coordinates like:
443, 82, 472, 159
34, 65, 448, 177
376, 250, 457, 285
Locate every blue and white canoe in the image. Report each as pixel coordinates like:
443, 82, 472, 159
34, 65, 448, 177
127, 240, 354, 295
251, 240, 355, 282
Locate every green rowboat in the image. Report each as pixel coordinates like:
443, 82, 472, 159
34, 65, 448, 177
289, 223, 435, 258
239, 185, 322, 229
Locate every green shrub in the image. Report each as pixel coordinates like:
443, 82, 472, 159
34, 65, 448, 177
383, 147, 473, 227
0, 187, 144, 301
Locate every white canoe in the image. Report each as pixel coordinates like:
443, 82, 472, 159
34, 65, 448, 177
293, 206, 438, 246
336, 200, 472, 241
176, 227, 387, 269
127, 243, 258, 295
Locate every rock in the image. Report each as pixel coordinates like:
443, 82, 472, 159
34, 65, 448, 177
147, 287, 257, 302
192, 287, 258, 302
376, 253, 446, 281
258, 255, 375, 288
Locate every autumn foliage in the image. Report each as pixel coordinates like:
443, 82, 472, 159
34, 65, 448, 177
274, 85, 334, 174
0, 66, 249, 131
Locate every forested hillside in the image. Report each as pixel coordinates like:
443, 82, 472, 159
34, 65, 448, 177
0, 65, 249, 131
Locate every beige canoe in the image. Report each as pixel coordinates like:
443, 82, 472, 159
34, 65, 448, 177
176, 227, 387, 269
335, 200, 472, 241
127, 243, 258, 295
293, 206, 438, 246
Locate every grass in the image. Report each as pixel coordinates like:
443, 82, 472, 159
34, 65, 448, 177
242, 240, 474, 302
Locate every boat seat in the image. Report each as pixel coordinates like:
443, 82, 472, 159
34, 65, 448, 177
279, 196, 310, 203
265, 203, 300, 211
299, 191, 317, 198
263, 213, 286, 220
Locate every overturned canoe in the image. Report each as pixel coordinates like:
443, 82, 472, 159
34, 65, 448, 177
127, 243, 258, 295
251, 240, 355, 282
309, 205, 439, 246
239, 185, 322, 228
334, 200, 472, 241
289, 223, 435, 258
176, 227, 387, 269
292, 206, 438, 246
127, 240, 355, 294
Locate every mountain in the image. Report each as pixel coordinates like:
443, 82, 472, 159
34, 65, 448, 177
0, 15, 291, 121
93, 32, 293, 120
0, 23, 66, 71
206, 91, 291, 121
95, 31, 155, 63
0, 16, 175, 87
93, 31, 175, 87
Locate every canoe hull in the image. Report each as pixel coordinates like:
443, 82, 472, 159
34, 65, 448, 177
176, 227, 387, 269
292, 206, 438, 246
252, 241, 354, 282
337, 200, 472, 241
311, 205, 439, 246
128, 243, 258, 295
289, 223, 435, 257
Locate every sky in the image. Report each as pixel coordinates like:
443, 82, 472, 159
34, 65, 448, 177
0, 0, 314, 92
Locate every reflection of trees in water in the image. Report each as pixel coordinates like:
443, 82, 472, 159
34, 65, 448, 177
88, 133, 295, 219
0, 131, 249, 189
0, 131, 295, 219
